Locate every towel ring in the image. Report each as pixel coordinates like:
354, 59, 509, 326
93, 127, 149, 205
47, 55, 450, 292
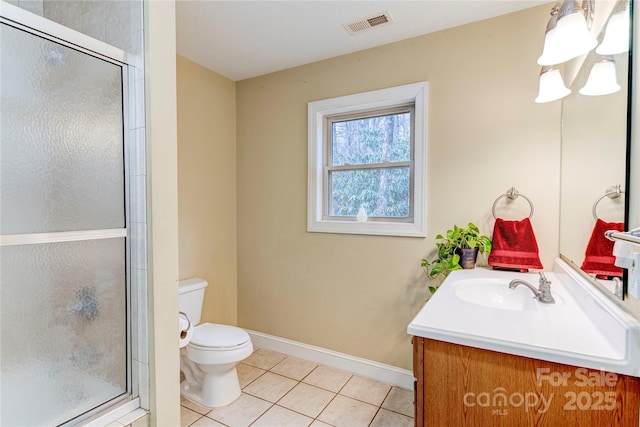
492, 187, 534, 219
592, 185, 624, 220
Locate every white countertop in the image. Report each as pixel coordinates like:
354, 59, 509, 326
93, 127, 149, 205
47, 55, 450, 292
407, 258, 640, 376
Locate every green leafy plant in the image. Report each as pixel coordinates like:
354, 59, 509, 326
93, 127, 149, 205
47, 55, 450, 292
441, 222, 492, 253
421, 222, 492, 295
421, 255, 461, 294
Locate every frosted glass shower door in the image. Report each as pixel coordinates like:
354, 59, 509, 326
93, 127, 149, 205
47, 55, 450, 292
1, 22, 128, 426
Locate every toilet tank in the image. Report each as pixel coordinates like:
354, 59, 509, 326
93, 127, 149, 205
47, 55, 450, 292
178, 278, 208, 325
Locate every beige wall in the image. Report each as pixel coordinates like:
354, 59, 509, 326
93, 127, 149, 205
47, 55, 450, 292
236, 5, 561, 370
177, 56, 238, 326
145, 0, 180, 425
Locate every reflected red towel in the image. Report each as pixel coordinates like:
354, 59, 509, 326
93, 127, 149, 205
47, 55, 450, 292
580, 219, 624, 278
488, 218, 543, 271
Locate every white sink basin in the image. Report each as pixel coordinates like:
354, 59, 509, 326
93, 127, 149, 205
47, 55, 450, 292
453, 278, 562, 311
407, 260, 640, 377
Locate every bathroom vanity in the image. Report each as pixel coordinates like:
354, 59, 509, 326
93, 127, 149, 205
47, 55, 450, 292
413, 338, 639, 426
408, 260, 640, 426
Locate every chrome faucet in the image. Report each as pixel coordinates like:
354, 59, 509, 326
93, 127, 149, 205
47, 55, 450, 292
508, 272, 555, 304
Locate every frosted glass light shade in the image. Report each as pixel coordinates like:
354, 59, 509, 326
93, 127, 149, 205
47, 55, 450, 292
537, 25, 561, 65
596, 8, 630, 55
579, 59, 620, 96
535, 68, 571, 103
538, 11, 597, 65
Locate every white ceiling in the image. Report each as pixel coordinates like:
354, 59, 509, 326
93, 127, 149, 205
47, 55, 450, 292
176, 0, 549, 81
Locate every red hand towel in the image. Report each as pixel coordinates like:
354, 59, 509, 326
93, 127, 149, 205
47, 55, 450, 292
580, 219, 624, 278
488, 217, 543, 271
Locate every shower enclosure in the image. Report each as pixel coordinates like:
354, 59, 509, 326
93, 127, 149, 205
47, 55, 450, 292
1, 10, 138, 426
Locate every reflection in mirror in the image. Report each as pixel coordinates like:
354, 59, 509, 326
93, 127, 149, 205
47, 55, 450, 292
559, 0, 630, 299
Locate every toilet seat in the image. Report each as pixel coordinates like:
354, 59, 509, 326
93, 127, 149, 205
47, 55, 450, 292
190, 323, 250, 350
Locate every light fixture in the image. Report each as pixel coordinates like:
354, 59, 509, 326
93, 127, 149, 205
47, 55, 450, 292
596, 4, 630, 55
535, 66, 571, 103
537, 0, 597, 66
579, 57, 621, 96
537, 4, 561, 65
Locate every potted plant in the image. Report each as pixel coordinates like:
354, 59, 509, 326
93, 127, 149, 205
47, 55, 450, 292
421, 222, 492, 295
440, 222, 492, 269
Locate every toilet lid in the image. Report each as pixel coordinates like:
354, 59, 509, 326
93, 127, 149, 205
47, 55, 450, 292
191, 323, 250, 348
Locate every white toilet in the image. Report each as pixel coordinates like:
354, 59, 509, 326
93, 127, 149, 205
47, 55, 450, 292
179, 278, 253, 408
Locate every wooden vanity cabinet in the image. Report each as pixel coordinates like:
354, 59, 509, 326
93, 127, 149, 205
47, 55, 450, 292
413, 337, 640, 426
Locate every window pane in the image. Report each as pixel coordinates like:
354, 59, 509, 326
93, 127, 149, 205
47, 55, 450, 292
329, 167, 410, 217
331, 112, 410, 166
1, 24, 124, 235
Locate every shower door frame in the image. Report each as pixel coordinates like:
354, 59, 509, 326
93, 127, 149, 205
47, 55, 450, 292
0, 2, 147, 425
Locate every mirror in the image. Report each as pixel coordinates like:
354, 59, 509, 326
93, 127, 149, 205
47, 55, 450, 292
559, 0, 631, 299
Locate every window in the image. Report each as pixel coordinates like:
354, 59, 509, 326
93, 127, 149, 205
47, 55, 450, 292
308, 82, 428, 237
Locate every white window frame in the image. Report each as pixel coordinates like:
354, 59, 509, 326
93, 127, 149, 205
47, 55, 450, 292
308, 81, 428, 237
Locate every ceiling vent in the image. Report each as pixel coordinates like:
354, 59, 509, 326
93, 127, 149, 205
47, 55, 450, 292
343, 11, 393, 35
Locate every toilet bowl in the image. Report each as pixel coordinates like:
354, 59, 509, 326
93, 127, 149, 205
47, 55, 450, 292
179, 278, 253, 407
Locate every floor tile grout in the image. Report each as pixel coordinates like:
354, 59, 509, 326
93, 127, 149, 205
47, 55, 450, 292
182, 349, 413, 427
183, 395, 413, 426
183, 387, 414, 427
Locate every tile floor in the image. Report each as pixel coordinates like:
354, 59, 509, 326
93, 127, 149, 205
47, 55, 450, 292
180, 348, 415, 427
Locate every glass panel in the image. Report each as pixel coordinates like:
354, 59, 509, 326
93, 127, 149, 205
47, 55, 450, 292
0, 23, 124, 235
331, 112, 411, 166
329, 167, 410, 217
11, 0, 144, 57
0, 238, 127, 427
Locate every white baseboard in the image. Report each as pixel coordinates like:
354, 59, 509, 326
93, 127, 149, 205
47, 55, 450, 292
245, 330, 414, 390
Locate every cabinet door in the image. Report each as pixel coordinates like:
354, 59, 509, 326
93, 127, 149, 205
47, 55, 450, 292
414, 338, 640, 426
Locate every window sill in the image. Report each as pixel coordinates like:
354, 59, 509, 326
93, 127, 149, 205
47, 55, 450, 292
308, 219, 425, 237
